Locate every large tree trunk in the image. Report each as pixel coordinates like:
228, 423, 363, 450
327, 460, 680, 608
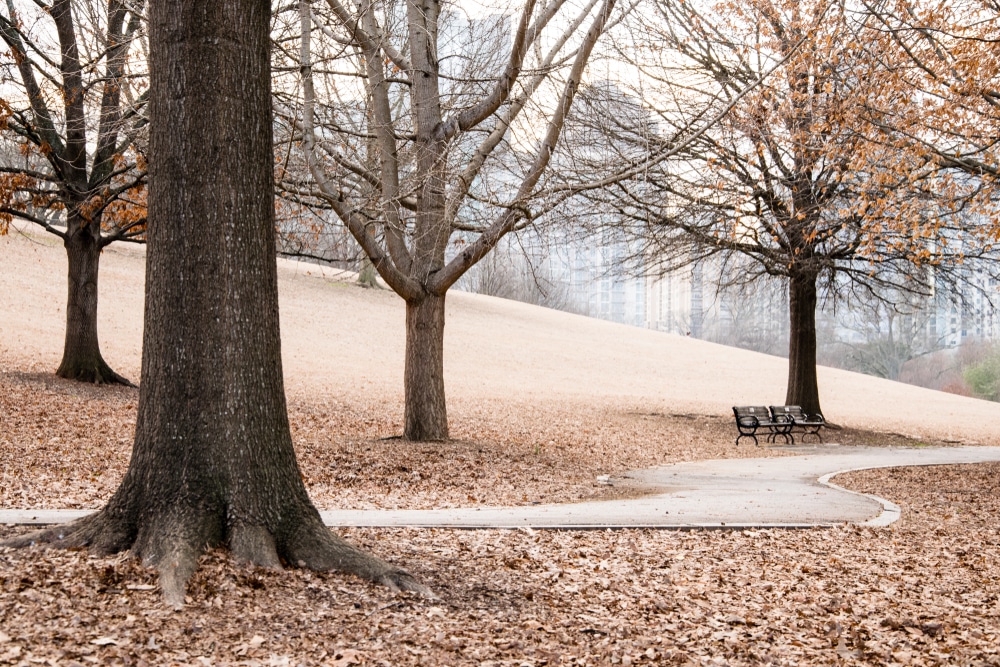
785, 269, 823, 416
404, 293, 448, 441
55, 217, 131, 385
4, 0, 425, 606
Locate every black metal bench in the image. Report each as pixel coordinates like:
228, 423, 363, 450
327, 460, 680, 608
769, 405, 825, 443
732, 406, 793, 446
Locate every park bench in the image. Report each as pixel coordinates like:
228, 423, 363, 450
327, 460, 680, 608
732, 405, 793, 446
769, 405, 826, 443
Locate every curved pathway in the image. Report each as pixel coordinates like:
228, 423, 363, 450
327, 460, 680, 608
4, 445, 1000, 529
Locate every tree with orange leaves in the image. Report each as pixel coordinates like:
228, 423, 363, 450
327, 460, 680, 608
566, 0, 999, 416
1, 0, 147, 385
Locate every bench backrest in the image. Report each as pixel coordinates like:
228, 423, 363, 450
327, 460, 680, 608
770, 405, 823, 423
733, 406, 771, 423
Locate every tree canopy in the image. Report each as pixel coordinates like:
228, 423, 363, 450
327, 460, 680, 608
1, 0, 148, 384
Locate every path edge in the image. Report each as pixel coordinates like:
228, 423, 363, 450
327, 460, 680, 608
817, 468, 901, 528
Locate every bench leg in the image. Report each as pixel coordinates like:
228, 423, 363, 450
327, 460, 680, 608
800, 427, 823, 443
736, 432, 759, 446
767, 429, 793, 445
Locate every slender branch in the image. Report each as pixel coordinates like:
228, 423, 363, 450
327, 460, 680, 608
0, 206, 67, 238
539, 31, 811, 199
444, 0, 600, 228
92, 0, 147, 188
99, 216, 146, 247
322, 0, 411, 71
50, 0, 88, 186
431, 0, 619, 293
436, 0, 538, 141
298, 0, 420, 299
0, 4, 66, 157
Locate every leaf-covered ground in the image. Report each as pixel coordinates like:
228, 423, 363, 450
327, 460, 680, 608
2, 463, 999, 666
2, 368, 999, 666
0, 369, 939, 511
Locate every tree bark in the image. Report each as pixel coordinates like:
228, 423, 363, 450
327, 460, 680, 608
785, 269, 822, 416
55, 216, 132, 385
404, 293, 448, 441
3, 0, 426, 606
358, 255, 379, 288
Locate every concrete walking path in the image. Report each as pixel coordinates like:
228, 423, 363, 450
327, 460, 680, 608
4, 445, 999, 529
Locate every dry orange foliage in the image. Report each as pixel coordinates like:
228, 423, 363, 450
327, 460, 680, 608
850, 0, 1000, 257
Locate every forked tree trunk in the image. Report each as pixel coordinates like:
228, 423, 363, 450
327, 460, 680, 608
785, 269, 823, 416
56, 217, 131, 385
3, 0, 425, 606
404, 293, 448, 441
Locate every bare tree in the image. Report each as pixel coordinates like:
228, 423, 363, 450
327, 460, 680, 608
276, 0, 621, 440
836, 292, 945, 381
0, 0, 148, 384
2, 0, 426, 606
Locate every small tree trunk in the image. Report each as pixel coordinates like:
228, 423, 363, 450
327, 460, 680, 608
56, 218, 131, 385
404, 293, 448, 441
358, 255, 379, 288
785, 269, 822, 416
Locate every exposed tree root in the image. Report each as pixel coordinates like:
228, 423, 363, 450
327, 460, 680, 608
0, 513, 101, 550
153, 542, 203, 609
282, 515, 433, 596
56, 358, 135, 387
230, 524, 283, 570
0, 508, 432, 605
127, 512, 223, 609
